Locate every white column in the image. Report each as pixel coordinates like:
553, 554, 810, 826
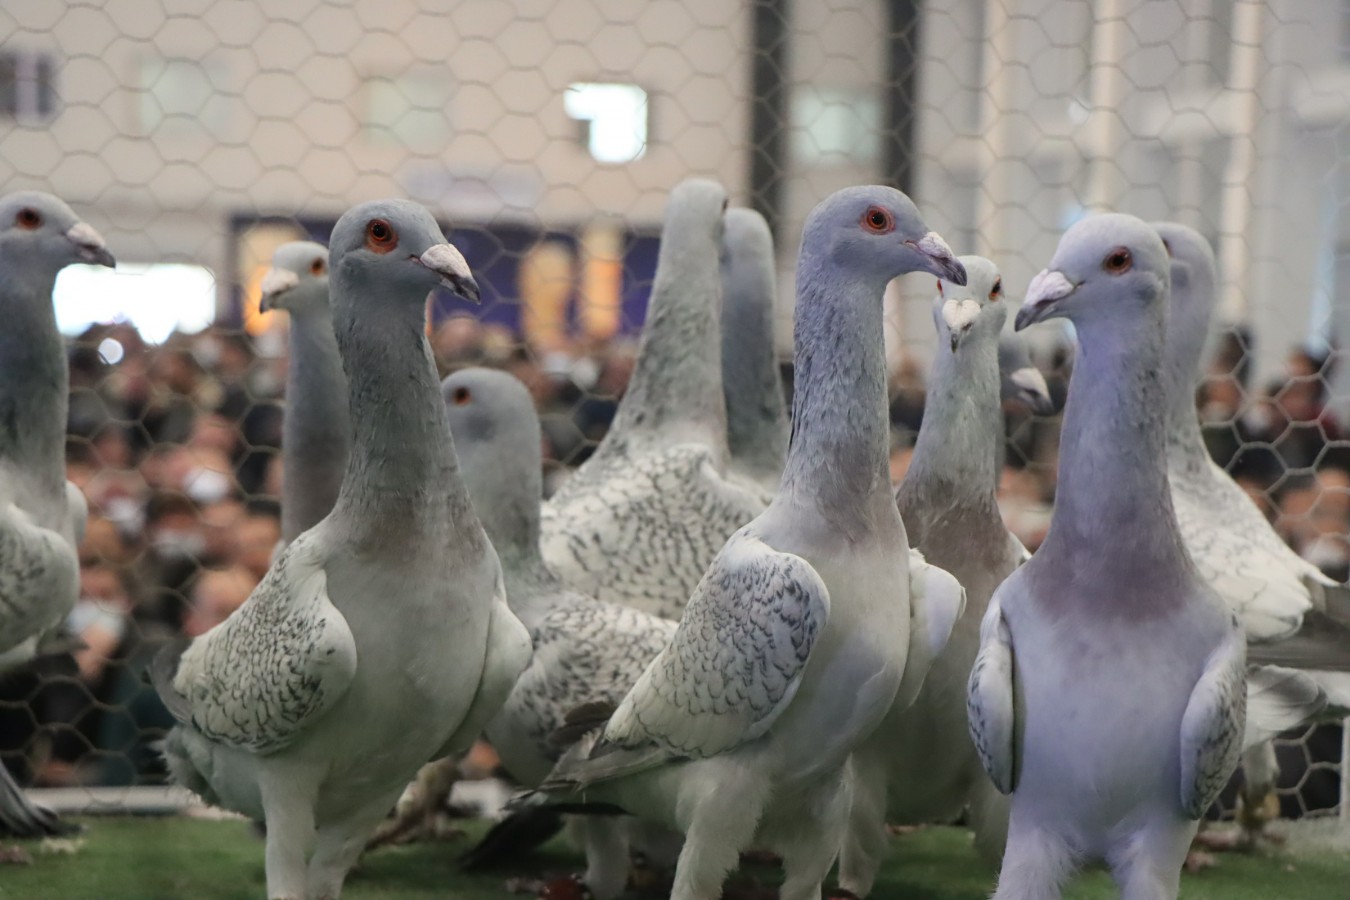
1215, 0, 1266, 325
973, 0, 1018, 260
1083, 0, 1131, 213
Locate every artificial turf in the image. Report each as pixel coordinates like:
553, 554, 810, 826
0, 817, 1345, 899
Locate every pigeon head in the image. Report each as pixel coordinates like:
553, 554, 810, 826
441, 367, 542, 552
0, 191, 115, 279
803, 185, 965, 287
934, 254, 1005, 352
1151, 221, 1217, 336
720, 207, 772, 276
998, 335, 1054, 415
1016, 213, 1168, 332
259, 241, 329, 314
329, 199, 479, 304
666, 177, 728, 249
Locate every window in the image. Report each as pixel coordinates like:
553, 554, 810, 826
0, 49, 57, 122
363, 71, 452, 147
790, 85, 881, 166
139, 57, 231, 137
55, 263, 216, 344
565, 83, 648, 163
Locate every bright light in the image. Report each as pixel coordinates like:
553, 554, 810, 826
565, 83, 647, 163
96, 337, 125, 364
54, 263, 216, 344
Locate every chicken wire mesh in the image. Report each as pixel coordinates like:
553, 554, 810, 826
0, 0, 1347, 833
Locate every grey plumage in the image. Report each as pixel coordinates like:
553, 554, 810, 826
261, 242, 350, 545
720, 207, 788, 491
443, 367, 677, 899
997, 334, 1054, 415
152, 200, 529, 900
540, 185, 968, 900
540, 179, 767, 619
0, 191, 112, 838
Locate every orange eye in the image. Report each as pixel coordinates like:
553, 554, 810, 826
861, 206, 894, 234
1103, 247, 1132, 274
15, 208, 41, 230
366, 219, 397, 253
936, 279, 943, 297
451, 386, 471, 405
989, 278, 1003, 301
310, 257, 326, 275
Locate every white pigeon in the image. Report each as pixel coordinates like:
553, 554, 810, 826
540, 178, 767, 619
720, 207, 789, 494
152, 200, 531, 900
540, 186, 968, 900
969, 214, 1250, 900
1152, 221, 1350, 842
839, 257, 1020, 897
0, 191, 112, 838
259, 241, 349, 546
442, 367, 679, 899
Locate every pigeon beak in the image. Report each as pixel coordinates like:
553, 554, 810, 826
941, 298, 980, 353
258, 267, 299, 313
1010, 366, 1053, 415
67, 221, 115, 268
1016, 269, 1076, 331
907, 232, 966, 286
418, 243, 480, 304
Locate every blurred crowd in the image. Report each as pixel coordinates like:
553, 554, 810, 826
2, 312, 1347, 790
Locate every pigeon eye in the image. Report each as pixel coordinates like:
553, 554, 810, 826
451, 386, 471, 406
1161, 239, 1173, 258
366, 219, 397, 253
15, 208, 41, 230
989, 278, 1003, 301
936, 279, 943, 297
1103, 247, 1132, 274
861, 206, 894, 234
310, 258, 326, 276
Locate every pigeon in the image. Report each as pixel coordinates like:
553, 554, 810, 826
0, 191, 112, 838
540, 186, 968, 900
442, 367, 679, 899
720, 207, 789, 493
839, 257, 1022, 897
998, 335, 1053, 415
259, 241, 350, 545
969, 214, 1250, 900
540, 178, 767, 619
151, 200, 531, 900
1152, 221, 1350, 843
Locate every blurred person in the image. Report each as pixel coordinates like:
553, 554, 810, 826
137, 491, 207, 628
566, 342, 636, 464
198, 495, 246, 567
998, 463, 1053, 551
888, 440, 914, 486
234, 501, 282, 584
141, 336, 223, 446
430, 314, 485, 374
887, 355, 926, 442
181, 565, 255, 638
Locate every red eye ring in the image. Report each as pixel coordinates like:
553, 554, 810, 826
15, 208, 41, 230
861, 206, 894, 234
989, 278, 1003, 301
366, 219, 397, 253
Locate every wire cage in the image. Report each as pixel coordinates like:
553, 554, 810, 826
1, 0, 1348, 846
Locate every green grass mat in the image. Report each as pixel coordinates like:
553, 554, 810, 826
0, 817, 1344, 899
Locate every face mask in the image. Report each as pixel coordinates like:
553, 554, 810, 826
185, 467, 232, 504
1302, 534, 1348, 571
151, 530, 206, 561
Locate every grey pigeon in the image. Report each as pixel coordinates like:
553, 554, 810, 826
443, 368, 678, 899
540, 186, 967, 900
152, 201, 531, 900
720, 207, 788, 493
1153, 222, 1350, 843
997, 334, 1053, 415
0, 191, 112, 837
259, 241, 350, 545
540, 179, 767, 619
969, 214, 1249, 900
839, 257, 1021, 896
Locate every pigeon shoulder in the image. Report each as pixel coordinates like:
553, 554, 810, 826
0, 497, 79, 660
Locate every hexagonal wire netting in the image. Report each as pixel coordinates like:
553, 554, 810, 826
0, 0, 1347, 832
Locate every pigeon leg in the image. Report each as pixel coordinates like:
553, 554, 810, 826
990, 820, 1077, 900
835, 750, 888, 899
1107, 818, 1192, 900
259, 772, 317, 900
669, 778, 766, 900
1235, 741, 1281, 848
580, 816, 630, 900
773, 771, 851, 900
0, 762, 76, 838
307, 785, 405, 900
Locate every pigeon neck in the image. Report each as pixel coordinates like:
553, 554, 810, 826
602, 230, 726, 459
1162, 291, 1214, 469
459, 448, 545, 578
0, 271, 68, 495
330, 296, 479, 551
282, 305, 351, 542
1042, 313, 1190, 576
779, 267, 892, 523
722, 273, 788, 483
900, 331, 1002, 513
